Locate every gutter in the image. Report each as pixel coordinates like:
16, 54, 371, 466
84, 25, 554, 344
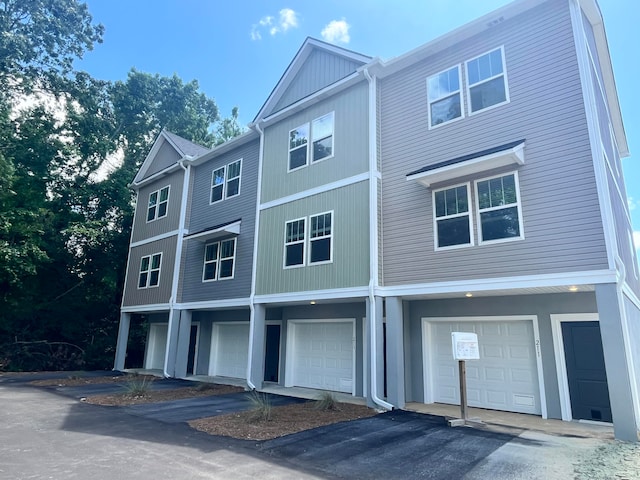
363, 67, 393, 411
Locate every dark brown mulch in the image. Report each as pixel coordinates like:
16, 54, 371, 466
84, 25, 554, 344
85, 384, 244, 406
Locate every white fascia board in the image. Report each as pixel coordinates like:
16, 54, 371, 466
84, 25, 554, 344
187, 130, 259, 167
258, 72, 363, 127
121, 303, 171, 313
407, 142, 525, 188
175, 298, 251, 310
254, 286, 370, 304
130, 230, 179, 248
184, 220, 241, 243
130, 162, 182, 189
377, 269, 618, 298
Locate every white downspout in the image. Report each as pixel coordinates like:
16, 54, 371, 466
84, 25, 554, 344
164, 159, 191, 378
364, 67, 393, 411
246, 122, 265, 390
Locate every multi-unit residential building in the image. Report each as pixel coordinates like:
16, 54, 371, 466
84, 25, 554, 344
113, 0, 640, 441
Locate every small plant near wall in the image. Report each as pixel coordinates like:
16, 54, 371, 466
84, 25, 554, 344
123, 374, 154, 397
315, 392, 339, 411
246, 391, 272, 422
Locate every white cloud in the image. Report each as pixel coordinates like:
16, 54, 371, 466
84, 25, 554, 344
628, 196, 639, 211
251, 9, 299, 40
634, 231, 640, 251
321, 18, 351, 44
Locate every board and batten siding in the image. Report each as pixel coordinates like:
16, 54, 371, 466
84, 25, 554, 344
261, 82, 369, 203
144, 141, 181, 179
122, 235, 177, 307
379, 0, 608, 286
131, 169, 185, 243
178, 139, 260, 303
256, 182, 370, 295
272, 49, 364, 114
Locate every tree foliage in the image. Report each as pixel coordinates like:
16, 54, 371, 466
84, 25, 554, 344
0, 0, 243, 370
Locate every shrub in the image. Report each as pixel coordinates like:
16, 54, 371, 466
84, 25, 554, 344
315, 392, 339, 411
246, 390, 272, 422
123, 374, 154, 397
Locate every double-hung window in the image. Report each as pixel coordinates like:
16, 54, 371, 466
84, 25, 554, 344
433, 184, 472, 249
284, 218, 306, 267
427, 66, 463, 128
210, 159, 242, 204
147, 186, 169, 222
466, 47, 508, 114
475, 172, 523, 243
203, 238, 236, 281
288, 112, 334, 171
284, 213, 333, 267
138, 253, 162, 288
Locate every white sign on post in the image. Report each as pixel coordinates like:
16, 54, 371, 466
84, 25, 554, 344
451, 332, 480, 360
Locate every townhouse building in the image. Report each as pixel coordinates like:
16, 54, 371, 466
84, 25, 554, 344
114, 0, 640, 441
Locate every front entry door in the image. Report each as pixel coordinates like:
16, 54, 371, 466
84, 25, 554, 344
264, 324, 280, 382
561, 321, 612, 422
186, 324, 198, 375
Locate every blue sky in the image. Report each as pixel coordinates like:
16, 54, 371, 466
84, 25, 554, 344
77, 0, 639, 249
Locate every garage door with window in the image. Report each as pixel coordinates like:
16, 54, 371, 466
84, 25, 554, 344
287, 320, 355, 394
208, 322, 250, 379
425, 318, 541, 415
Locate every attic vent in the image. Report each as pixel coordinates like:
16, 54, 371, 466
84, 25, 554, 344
487, 16, 504, 27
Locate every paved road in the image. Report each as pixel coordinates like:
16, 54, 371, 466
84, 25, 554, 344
0, 376, 606, 479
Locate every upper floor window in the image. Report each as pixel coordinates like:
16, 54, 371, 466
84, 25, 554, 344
475, 172, 523, 243
466, 47, 508, 114
138, 253, 162, 288
203, 238, 236, 281
433, 183, 472, 249
210, 159, 242, 204
284, 218, 306, 267
288, 112, 334, 171
147, 186, 169, 222
284, 212, 333, 268
427, 65, 463, 128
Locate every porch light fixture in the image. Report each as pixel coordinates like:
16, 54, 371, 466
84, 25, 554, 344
568, 286, 579, 292
310, 301, 316, 305
465, 293, 473, 298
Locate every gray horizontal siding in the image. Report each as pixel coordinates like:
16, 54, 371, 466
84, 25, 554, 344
256, 181, 370, 295
379, 0, 608, 286
145, 141, 181, 179
261, 83, 369, 203
272, 49, 364, 114
122, 235, 177, 307
179, 139, 260, 303
131, 169, 185, 243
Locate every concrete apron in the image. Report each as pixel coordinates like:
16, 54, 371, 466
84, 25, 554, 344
405, 402, 614, 439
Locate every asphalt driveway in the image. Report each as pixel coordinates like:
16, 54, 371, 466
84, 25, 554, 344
0, 372, 604, 479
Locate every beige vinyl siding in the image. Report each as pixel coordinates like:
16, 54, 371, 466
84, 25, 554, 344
272, 49, 364, 114
261, 83, 369, 203
256, 182, 370, 295
131, 169, 185, 243
144, 141, 181, 179
122, 235, 177, 307
379, 0, 608, 286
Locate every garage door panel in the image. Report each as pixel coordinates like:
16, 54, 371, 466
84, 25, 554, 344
290, 321, 354, 393
209, 323, 249, 379
427, 319, 541, 415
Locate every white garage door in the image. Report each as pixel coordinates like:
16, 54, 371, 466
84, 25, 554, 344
426, 319, 541, 415
209, 322, 250, 379
289, 320, 355, 394
145, 323, 168, 370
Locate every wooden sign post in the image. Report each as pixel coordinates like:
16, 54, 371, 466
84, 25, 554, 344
459, 359, 468, 420
450, 332, 479, 426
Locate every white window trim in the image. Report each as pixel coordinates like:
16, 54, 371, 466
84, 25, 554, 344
288, 123, 310, 173
309, 210, 334, 265
466, 46, 510, 117
433, 182, 474, 251
210, 159, 242, 205
474, 171, 525, 245
283, 217, 307, 269
426, 64, 464, 130
146, 185, 170, 223
202, 238, 237, 282
138, 252, 162, 289
288, 112, 335, 173
311, 112, 335, 164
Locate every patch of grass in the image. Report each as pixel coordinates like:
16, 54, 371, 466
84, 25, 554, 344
246, 391, 272, 422
314, 392, 340, 411
195, 382, 217, 392
123, 374, 154, 397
